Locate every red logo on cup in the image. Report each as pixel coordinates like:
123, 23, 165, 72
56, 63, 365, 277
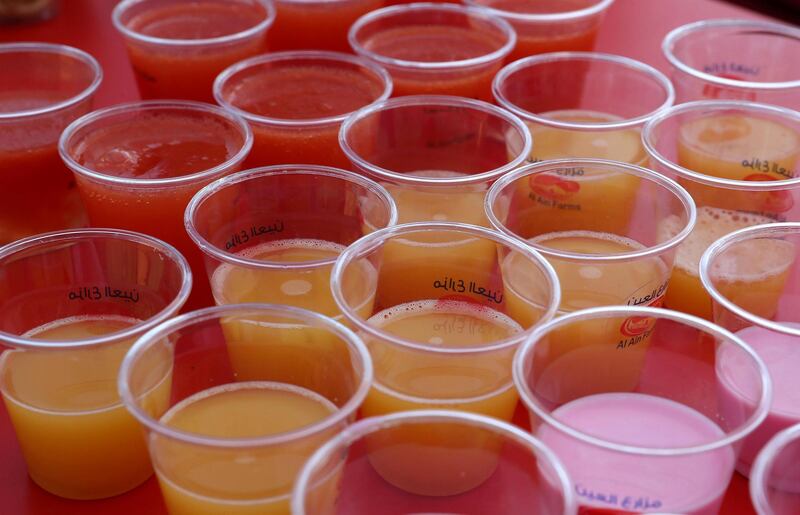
744, 173, 794, 213
529, 174, 580, 201
620, 316, 653, 337
702, 73, 757, 101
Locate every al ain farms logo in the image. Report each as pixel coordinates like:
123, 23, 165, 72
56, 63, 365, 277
619, 316, 654, 338
529, 173, 580, 202
744, 173, 795, 214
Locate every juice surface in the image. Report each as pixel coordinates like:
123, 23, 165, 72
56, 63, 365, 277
71, 112, 239, 180
124, 1, 269, 101
226, 64, 385, 120
528, 110, 647, 165
659, 206, 778, 319
360, 300, 522, 420
362, 25, 503, 62
212, 238, 376, 318
530, 230, 668, 312
678, 114, 800, 182
1, 315, 158, 499
154, 381, 336, 515
538, 392, 735, 514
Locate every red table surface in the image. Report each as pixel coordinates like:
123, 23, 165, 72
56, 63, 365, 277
0, 0, 789, 513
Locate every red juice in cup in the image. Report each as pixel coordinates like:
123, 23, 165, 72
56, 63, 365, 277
215, 51, 391, 168
349, 3, 515, 101
268, 0, 382, 52
59, 101, 252, 310
0, 43, 101, 245
113, 0, 275, 102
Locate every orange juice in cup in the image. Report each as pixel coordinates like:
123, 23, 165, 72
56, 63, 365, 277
119, 305, 372, 515
331, 222, 560, 422
0, 229, 191, 500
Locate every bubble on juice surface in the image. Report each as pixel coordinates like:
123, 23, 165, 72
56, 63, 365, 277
659, 206, 778, 276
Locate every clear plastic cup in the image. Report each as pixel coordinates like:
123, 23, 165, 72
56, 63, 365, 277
486, 158, 696, 317
515, 306, 772, 514
59, 100, 253, 310
340, 94, 531, 226
185, 165, 397, 319
349, 3, 516, 101
0, 228, 191, 500
700, 223, 800, 477
751, 423, 800, 515
214, 51, 392, 169
0, 42, 101, 245
642, 100, 800, 320
112, 0, 276, 102
330, 221, 560, 422
268, 0, 382, 52
462, 0, 614, 61
493, 52, 674, 166
118, 303, 372, 515
663, 19, 800, 109
291, 410, 578, 513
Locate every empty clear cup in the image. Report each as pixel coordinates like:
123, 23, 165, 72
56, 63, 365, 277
112, 0, 276, 102
700, 223, 800, 477
493, 52, 674, 166
331, 221, 560, 422
185, 165, 397, 319
751, 423, 800, 515
349, 3, 516, 101
340, 94, 531, 225
0, 228, 191, 500
0, 42, 101, 244
291, 410, 578, 513
214, 51, 392, 169
642, 100, 800, 320
486, 159, 696, 318
118, 303, 372, 515
515, 306, 772, 514
59, 100, 253, 310
462, 0, 614, 62
663, 19, 800, 109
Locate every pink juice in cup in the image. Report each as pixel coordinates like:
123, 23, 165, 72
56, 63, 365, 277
538, 392, 734, 514
717, 324, 800, 476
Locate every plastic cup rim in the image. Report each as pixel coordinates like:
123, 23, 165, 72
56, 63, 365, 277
290, 409, 579, 515
118, 303, 374, 449
462, 0, 614, 23
339, 94, 533, 186
213, 50, 394, 128
184, 165, 399, 270
663, 18, 800, 91
513, 305, 773, 456
330, 221, 561, 355
492, 51, 676, 130
642, 99, 800, 190
58, 99, 254, 187
111, 0, 277, 48
700, 222, 800, 338
0, 42, 103, 120
348, 2, 517, 71
0, 228, 192, 350
749, 422, 800, 515
485, 158, 698, 262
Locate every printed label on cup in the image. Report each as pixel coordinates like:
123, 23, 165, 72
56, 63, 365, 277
225, 220, 285, 251
67, 285, 140, 303
528, 174, 582, 211
700, 70, 758, 101
433, 277, 503, 304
